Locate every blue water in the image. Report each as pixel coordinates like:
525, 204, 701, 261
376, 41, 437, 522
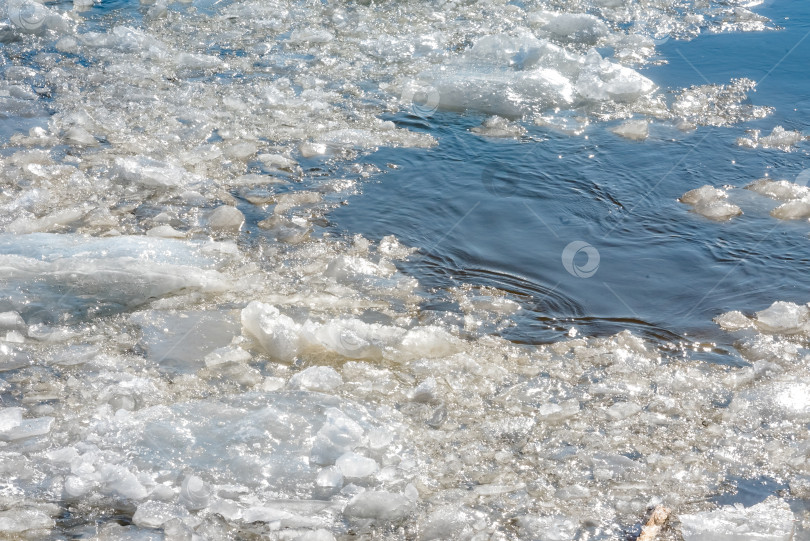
329, 0, 810, 356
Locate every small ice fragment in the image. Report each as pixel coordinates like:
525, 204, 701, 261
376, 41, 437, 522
0, 407, 23, 432
310, 408, 364, 465
146, 225, 187, 238
289, 366, 343, 392
0, 312, 26, 332
258, 153, 297, 171
771, 198, 810, 220
316, 466, 343, 488
175, 52, 222, 70
241, 302, 301, 362
714, 311, 752, 331
680, 185, 726, 206
693, 201, 743, 221
132, 501, 188, 529
378, 235, 416, 259
679, 497, 794, 540
605, 402, 642, 421
0, 508, 53, 534
367, 428, 393, 450
209, 498, 242, 521
470, 116, 527, 138
610, 119, 649, 141
224, 141, 258, 161
737, 126, 806, 151
295, 530, 336, 541
204, 346, 251, 368
554, 484, 590, 500
474, 483, 525, 496
399, 326, 460, 358
5, 331, 25, 343
300, 142, 328, 158
63, 126, 97, 147
679, 185, 742, 221
745, 178, 810, 201
99, 464, 148, 500
515, 514, 578, 541
0, 414, 53, 441
261, 377, 286, 391
411, 378, 437, 403
149, 485, 175, 501
344, 491, 412, 521
114, 156, 195, 189
336, 452, 379, 478
63, 476, 92, 499
207, 205, 245, 232
324, 255, 395, 281
289, 28, 333, 44
754, 301, 810, 334
542, 13, 609, 44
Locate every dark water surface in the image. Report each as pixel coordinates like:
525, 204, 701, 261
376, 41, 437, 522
329, 0, 810, 355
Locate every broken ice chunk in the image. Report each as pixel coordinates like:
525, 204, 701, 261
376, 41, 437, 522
680, 185, 727, 205
605, 401, 642, 421
737, 126, 807, 151
745, 178, 810, 201
113, 156, 200, 189
146, 225, 187, 238
241, 302, 302, 362
0, 234, 231, 324
754, 301, 810, 335
0, 311, 26, 332
289, 366, 343, 393
0, 407, 24, 432
678, 497, 794, 540
132, 501, 190, 529
470, 116, 527, 138
310, 407, 365, 465
316, 466, 343, 488
610, 119, 649, 141
300, 142, 328, 158
336, 452, 379, 479
344, 491, 413, 521
770, 198, 810, 220
541, 13, 609, 44
132, 310, 240, 372
207, 205, 245, 232
204, 346, 251, 368
0, 409, 53, 441
714, 310, 752, 332
98, 464, 148, 500
295, 530, 336, 541
0, 508, 54, 534
679, 185, 742, 221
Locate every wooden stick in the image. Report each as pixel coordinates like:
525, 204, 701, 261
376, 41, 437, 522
637, 506, 671, 541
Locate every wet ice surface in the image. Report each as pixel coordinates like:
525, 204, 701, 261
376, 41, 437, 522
0, 0, 809, 538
